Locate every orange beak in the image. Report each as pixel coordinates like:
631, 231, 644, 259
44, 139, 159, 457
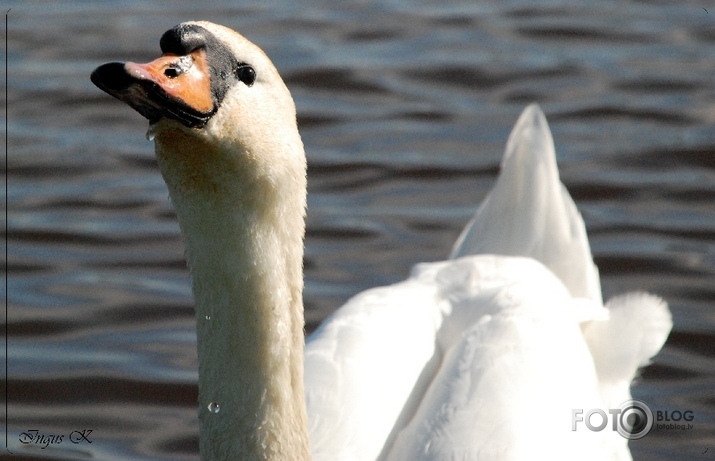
91, 49, 215, 128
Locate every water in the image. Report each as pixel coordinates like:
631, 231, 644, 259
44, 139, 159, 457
5, 1, 715, 459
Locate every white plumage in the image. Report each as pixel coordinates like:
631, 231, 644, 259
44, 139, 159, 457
305, 105, 671, 461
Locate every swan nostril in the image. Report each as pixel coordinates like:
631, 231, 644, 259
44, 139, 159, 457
164, 55, 195, 79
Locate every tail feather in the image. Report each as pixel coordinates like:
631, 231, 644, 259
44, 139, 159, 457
450, 104, 601, 303
583, 292, 672, 409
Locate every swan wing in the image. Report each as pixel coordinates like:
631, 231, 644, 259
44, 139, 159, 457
305, 279, 444, 461
306, 256, 614, 461
385, 256, 613, 461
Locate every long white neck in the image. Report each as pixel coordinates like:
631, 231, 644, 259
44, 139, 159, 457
153, 123, 310, 460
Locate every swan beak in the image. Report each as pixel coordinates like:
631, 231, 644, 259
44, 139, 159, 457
91, 51, 216, 128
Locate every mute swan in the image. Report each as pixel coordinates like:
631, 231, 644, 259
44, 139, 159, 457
91, 21, 672, 461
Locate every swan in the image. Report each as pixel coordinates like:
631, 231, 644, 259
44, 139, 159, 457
91, 21, 672, 461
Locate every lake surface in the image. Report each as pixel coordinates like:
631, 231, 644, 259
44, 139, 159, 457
5, 1, 715, 459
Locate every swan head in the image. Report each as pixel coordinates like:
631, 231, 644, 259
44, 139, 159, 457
91, 20, 306, 215
91, 21, 299, 150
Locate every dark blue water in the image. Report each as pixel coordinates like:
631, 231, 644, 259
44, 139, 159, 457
5, 1, 715, 459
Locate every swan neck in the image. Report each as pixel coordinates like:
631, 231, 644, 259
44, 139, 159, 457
154, 126, 310, 460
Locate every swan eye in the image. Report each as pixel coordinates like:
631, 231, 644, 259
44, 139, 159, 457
237, 65, 256, 87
